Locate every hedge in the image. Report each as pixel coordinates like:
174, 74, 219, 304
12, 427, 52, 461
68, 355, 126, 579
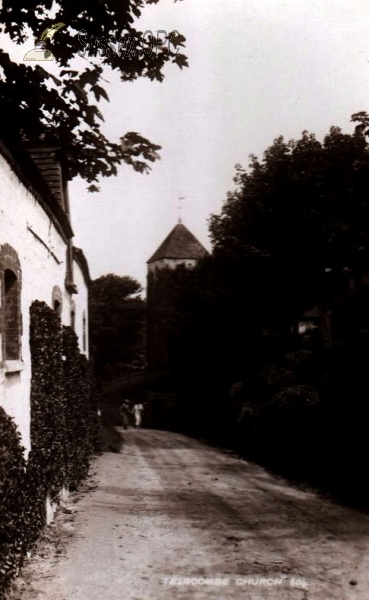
63, 326, 95, 489
0, 301, 99, 598
0, 409, 26, 595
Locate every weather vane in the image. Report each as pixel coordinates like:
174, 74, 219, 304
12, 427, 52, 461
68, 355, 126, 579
178, 195, 185, 224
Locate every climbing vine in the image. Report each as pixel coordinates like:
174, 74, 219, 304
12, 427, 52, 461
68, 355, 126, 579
0, 301, 99, 598
29, 301, 65, 496
63, 326, 96, 490
0, 408, 26, 596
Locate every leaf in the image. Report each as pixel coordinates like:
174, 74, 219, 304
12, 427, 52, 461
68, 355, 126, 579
87, 184, 100, 193
35, 66, 61, 86
0, 1, 187, 189
173, 53, 189, 69
91, 84, 109, 102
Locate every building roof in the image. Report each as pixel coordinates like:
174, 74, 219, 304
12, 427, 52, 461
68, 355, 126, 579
27, 144, 65, 207
0, 137, 73, 241
147, 222, 209, 264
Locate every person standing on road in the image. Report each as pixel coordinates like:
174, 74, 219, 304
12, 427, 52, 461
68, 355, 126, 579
120, 399, 130, 429
132, 403, 144, 428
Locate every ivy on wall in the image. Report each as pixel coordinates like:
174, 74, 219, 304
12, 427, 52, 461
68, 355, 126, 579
0, 300, 99, 598
63, 326, 96, 490
0, 408, 26, 595
30, 301, 66, 490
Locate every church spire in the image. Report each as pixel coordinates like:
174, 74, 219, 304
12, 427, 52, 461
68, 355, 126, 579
147, 221, 208, 265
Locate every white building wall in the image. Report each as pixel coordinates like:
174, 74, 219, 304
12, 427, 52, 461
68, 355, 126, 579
73, 259, 89, 358
0, 151, 88, 454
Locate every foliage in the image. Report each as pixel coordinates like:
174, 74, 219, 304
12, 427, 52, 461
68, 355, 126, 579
209, 117, 369, 319
26, 303, 98, 558
29, 301, 99, 495
22, 300, 66, 556
160, 115, 369, 501
0, 409, 26, 596
146, 261, 239, 441
29, 301, 65, 503
197, 115, 369, 394
0, 303, 100, 596
157, 256, 264, 395
98, 406, 124, 454
88, 365, 102, 455
89, 274, 146, 379
147, 265, 192, 367
63, 327, 96, 489
0, 0, 187, 189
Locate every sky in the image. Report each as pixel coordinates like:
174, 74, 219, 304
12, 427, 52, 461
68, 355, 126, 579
5, 0, 369, 291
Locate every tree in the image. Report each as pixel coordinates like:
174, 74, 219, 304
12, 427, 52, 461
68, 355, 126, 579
203, 117, 369, 394
167, 115, 369, 427
159, 115, 369, 497
209, 116, 369, 325
0, 1, 188, 190
89, 274, 146, 379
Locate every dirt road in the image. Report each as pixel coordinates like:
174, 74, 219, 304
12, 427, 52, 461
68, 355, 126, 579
11, 429, 369, 599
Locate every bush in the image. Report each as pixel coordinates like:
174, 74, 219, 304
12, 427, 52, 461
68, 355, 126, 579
29, 300, 65, 498
0, 408, 26, 596
63, 327, 96, 488
29, 304, 99, 495
261, 385, 320, 463
0, 302, 101, 598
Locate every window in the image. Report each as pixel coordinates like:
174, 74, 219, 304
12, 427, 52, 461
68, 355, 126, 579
52, 286, 63, 318
4, 270, 20, 359
0, 245, 22, 363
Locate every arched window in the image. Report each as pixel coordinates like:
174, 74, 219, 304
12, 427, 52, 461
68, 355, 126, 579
0, 245, 22, 363
52, 285, 63, 318
54, 299, 61, 314
4, 270, 20, 359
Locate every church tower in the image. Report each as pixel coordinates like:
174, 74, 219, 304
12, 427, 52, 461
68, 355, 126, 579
146, 222, 208, 369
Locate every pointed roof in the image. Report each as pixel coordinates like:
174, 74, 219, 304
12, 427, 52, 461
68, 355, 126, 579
147, 222, 208, 264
